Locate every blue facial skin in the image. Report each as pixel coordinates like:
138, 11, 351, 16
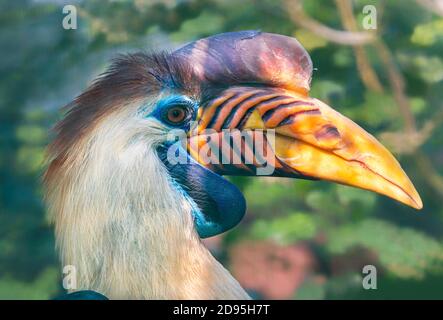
157, 143, 246, 238
150, 95, 247, 238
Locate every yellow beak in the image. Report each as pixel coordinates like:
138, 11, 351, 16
188, 87, 422, 210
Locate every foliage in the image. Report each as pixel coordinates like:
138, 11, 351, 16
326, 219, 443, 279
250, 212, 317, 245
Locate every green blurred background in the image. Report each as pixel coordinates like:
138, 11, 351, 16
1, 0, 443, 299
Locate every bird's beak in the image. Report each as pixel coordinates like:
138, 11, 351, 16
188, 87, 422, 210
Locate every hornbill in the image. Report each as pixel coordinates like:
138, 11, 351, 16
44, 31, 422, 300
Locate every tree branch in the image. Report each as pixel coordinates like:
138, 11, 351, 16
374, 40, 417, 133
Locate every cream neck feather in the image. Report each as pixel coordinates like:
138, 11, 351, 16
46, 108, 249, 299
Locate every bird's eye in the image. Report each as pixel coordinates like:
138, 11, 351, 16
162, 104, 192, 126
167, 106, 187, 123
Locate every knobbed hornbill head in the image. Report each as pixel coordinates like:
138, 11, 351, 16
44, 31, 421, 298
47, 30, 422, 238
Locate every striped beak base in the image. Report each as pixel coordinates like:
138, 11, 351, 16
188, 86, 422, 210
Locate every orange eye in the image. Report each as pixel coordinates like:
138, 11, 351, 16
166, 106, 187, 124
